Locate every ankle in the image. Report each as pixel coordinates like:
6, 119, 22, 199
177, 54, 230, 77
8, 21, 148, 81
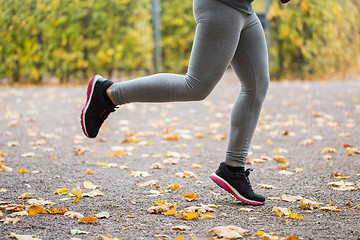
106, 85, 116, 105
224, 163, 245, 173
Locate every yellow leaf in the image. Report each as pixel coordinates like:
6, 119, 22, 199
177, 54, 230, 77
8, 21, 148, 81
167, 184, 182, 190
175, 235, 185, 240
286, 234, 301, 240
177, 211, 198, 220
107, 150, 124, 157
17, 168, 28, 173
195, 133, 204, 138
18, 193, 34, 199
164, 203, 177, 215
183, 193, 200, 202
78, 215, 98, 223
201, 213, 215, 219
83, 181, 99, 190
271, 206, 291, 217
209, 226, 249, 239
84, 169, 95, 174
54, 188, 68, 195
273, 155, 288, 163
289, 213, 305, 219
28, 205, 46, 216
154, 201, 167, 206
192, 164, 202, 168
266, 140, 273, 145
47, 207, 68, 214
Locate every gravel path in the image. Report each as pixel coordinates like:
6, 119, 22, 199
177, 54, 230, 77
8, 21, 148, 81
0, 71, 359, 240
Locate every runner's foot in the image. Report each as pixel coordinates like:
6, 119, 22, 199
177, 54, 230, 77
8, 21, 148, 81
210, 162, 265, 205
80, 75, 117, 138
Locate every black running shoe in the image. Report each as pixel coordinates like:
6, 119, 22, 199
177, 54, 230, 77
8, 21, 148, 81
80, 75, 117, 138
210, 162, 265, 205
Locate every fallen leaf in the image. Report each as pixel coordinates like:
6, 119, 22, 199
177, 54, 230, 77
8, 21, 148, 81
162, 128, 179, 140
84, 169, 95, 174
95, 212, 110, 219
175, 235, 185, 240
135, 180, 159, 187
298, 199, 322, 210
300, 139, 315, 146
151, 162, 164, 169
201, 213, 215, 219
18, 193, 34, 199
239, 207, 254, 212
82, 189, 104, 197
161, 158, 178, 165
69, 229, 90, 235
0, 217, 21, 224
71, 188, 82, 203
10, 233, 41, 240
271, 207, 290, 217
175, 171, 197, 178
289, 213, 304, 219
47, 207, 68, 214
107, 150, 124, 157
83, 181, 99, 190
54, 188, 68, 195
256, 230, 281, 240
166, 184, 182, 190
21, 152, 35, 158
129, 171, 150, 177
17, 168, 27, 173
330, 172, 350, 179
10, 210, 28, 217
286, 234, 301, 240
273, 155, 288, 163
64, 211, 85, 219
208, 226, 249, 239
278, 170, 294, 175
27, 206, 46, 216
260, 184, 275, 189
78, 215, 98, 223
172, 225, 191, 231
319, 204, 341, 212
281, 194, 303, 202
192, 164, 202, 168
183, 193, 200, 202
321, 147, 337, 153
176, 211, 198, 220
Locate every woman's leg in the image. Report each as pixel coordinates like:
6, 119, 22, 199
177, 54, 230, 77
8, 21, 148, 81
110, 0, 248, 105
224, 13, 270, 167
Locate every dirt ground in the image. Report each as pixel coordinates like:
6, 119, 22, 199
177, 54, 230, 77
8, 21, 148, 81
0, 71, 359, 240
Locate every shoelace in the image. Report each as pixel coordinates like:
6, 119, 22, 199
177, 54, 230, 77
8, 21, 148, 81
244, 168, 254, 191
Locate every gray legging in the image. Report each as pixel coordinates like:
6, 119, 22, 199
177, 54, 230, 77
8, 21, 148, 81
111, 0, 270, 167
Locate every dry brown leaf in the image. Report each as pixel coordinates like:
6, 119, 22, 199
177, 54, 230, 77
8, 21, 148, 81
208, 226, 249, 239
166, 184, 182, 190
161, 158, 178, 166
176, 211, 198, 220
78, 215, 98, 223
151, 162, 164, 169
0, 217, 21, 224
183, 193, 200, 202
273, 155, 288, 163
281, 194, 303, 202
175, 171, 197, 178
298, 199, 322, 210
300, 139, 315, 146
330, 172, 350, 179
135, 180, 159, 187
172, 225, 191, 231
64, 211, 84, 219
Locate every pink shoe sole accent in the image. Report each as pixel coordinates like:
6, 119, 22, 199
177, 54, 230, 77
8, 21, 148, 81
80, 75, 100, 138
210, 173, 265, 205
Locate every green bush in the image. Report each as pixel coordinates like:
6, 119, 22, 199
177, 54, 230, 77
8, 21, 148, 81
0, 0, 359, 83
268, 0, 360, 79
160, 0, 195, 73
0, 0, 153, 83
